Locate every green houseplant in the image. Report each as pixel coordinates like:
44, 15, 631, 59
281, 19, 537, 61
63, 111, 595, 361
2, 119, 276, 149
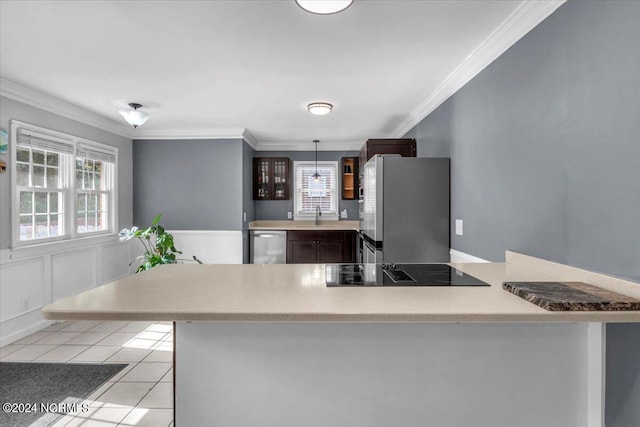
119, 214, 202, 273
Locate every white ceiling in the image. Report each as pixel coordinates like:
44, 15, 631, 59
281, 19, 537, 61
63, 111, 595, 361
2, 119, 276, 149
0, 1, 562, 149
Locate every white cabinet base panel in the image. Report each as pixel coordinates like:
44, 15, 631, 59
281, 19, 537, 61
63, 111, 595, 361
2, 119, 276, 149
176, 322, 596, 427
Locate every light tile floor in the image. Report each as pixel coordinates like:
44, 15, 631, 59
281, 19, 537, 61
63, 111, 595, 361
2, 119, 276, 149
0, 321, 174, 427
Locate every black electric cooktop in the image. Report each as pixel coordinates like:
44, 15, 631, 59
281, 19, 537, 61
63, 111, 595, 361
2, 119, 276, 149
326, 263, 490, 287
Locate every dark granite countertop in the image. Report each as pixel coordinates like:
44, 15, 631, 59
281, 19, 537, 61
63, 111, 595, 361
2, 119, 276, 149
503, 281, 640, 311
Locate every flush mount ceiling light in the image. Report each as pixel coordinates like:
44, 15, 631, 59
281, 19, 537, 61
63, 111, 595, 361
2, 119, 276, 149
119, 103, 150, 128
296, 0, 353, 15
307, 102, 333, 116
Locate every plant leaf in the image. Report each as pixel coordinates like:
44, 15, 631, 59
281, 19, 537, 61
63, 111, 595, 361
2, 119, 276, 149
128, 213, 201, 273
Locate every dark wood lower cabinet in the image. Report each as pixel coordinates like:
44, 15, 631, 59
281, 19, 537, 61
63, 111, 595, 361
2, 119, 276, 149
287, 240, 317, 264
287, 231, 356, 264
317, 241, 345, 263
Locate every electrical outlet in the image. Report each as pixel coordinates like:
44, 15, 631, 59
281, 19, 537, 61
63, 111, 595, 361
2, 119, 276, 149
243, 212, 247, 222
287, 212, 293, 219
455, 219, 463, 236
340, 209, 348, 219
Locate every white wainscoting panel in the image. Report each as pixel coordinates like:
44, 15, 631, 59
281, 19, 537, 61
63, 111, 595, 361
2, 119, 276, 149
52, 248, 97, 301
170, 230, 243, 264
0, 258, 45, 322
1, 230, 242, 345
0, 236, 132, 346
101, 241, 135, 282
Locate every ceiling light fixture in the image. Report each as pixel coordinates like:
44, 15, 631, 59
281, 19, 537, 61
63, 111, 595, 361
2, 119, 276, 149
296, 0, 354, 15
307, 102, 333, 116
119, 103, 150, 128
313, 139, 320, 181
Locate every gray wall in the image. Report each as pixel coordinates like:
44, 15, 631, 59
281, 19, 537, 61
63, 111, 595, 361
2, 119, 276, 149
242, 141, 256, 263
254, 150, 360, 220
405, 0, 640, 283
0, 96, 133, 249
132, 139, 243, 230
403, 2, 640, 425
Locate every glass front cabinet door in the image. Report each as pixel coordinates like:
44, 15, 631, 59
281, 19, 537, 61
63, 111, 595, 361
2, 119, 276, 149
271, 158, 290, 200
254, 158, 271, 200
253, 157, 290, 200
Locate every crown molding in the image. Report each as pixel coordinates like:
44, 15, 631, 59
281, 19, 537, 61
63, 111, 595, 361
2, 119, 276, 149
131, 128, 247, 141
242, 129, 258, 149
0, 76, 133, 139
254, 140, 362, 152
389, 0, 566, 138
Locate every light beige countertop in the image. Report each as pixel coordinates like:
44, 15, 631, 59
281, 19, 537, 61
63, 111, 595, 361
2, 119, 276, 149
249, 220, 359, 231
42, 252, 640, 322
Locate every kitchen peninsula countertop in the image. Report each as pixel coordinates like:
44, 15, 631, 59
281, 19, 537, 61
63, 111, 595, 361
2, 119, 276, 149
248, 220, 359, 231
42, 252, 640, 323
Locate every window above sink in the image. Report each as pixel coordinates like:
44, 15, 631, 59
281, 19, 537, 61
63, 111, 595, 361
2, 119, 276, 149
293, 161, 339, 221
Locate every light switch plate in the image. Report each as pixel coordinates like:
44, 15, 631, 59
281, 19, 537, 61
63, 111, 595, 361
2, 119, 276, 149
455, 219, 463, 236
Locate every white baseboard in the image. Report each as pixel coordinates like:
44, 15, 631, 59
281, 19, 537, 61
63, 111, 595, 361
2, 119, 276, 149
0, 318, 56, 348
449, 249, 490, 263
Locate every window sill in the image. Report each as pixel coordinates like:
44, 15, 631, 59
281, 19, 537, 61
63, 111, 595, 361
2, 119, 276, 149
5, 233, 124, 263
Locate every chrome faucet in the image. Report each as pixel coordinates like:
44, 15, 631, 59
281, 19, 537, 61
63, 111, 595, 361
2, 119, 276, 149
315, 205, 322, 225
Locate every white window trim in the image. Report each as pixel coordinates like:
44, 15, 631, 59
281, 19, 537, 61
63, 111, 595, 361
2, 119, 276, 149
293, 160, 339, 221
10, 120, 119, 248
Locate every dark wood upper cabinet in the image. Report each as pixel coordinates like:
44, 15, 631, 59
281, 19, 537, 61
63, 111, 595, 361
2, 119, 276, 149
253, 157, 290, 200
359, 138, 417, 169
341, 157, 359, 200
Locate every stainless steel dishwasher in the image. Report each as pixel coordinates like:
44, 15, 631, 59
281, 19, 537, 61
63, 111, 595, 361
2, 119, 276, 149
250, 230, 287, 264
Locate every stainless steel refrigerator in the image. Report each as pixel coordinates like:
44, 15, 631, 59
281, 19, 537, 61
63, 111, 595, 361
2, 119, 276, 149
359, 155, 450, 263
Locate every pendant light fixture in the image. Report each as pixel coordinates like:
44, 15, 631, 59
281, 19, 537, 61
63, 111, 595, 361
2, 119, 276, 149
313, 139, 320, 182
119, 103, 150, 128
296, 0, 354, 15
307, 102, 333, 116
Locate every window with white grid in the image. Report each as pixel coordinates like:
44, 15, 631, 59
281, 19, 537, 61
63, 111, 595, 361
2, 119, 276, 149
75, 143, 115, 234
293, 161, 339, 219
11, 121, 118, 246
